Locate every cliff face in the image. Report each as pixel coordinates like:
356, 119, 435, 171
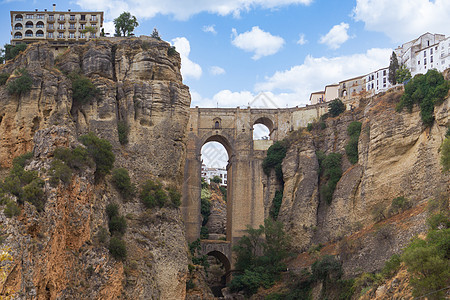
276, 90, 449, 275
0, 38, 191, 299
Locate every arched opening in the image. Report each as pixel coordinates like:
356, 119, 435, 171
206, 250, 231, 297
25, 30, 33, 37
200, 138, 229, 241
15, 14, 23, 21
14, 32, 23, 39
14, 23, 23, 30
253, 117, 273, 140
25, 21, 33, 28
36, 30, 44, 37
36, 21, 44, 28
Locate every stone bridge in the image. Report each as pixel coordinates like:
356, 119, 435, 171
182, 104, 327, 268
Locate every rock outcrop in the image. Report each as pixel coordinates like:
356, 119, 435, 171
0, 37, 191, 299
275, 90, 449, 274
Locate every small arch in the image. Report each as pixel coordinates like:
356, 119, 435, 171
14, 32, 23, 39
36, 21, 44, 28
341, 90, 347, 97
213, 117, 222, 129
25, 30, 33, 37
254, 117, 274, 133
207, 250, 231, 274
253, 117, 274, 140
15, 14, 23, 21
36, 30, 44, 37
14, 23, 23, 30
25, 21, 33, 28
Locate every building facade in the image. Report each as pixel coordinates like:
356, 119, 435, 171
338, 75, 366, 101
10, 5, 103, 50
366, 67, 393, 95
201, 164, 227, 186
309, 91, 325, 105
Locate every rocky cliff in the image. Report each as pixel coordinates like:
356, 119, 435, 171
275, 89, 449, 275
0, 37, 191, 299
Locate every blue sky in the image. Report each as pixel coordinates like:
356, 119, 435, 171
3, 0, 450, 167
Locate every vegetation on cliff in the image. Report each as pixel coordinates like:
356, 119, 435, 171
263, 141, 287, 183
317, 151, 342, 204
396, 69, 449, 126
328, 99, 346, 117
80, 133, 115, 179
7, 68, 32, 96
345, 121, 362, 164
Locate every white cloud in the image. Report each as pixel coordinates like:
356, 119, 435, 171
102, 21, 115, 36
76, 0, 313, 21
297, 33, 307, 45
231, 26, 285, 60
353, 0, 450, 42
203, 25, 217, 34
171, 37, 202, 79
254, 48, 392, 106
210, 66, 226, 75
319, 22, 350, 49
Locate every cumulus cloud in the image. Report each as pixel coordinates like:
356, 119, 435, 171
210, 66, 226, 75
231, 26, 285, 60
319, 22, 350, 49
297, 33, 307, 45
353, 0, 450, 42
203, 25, 217, 34
76, 0, 313, 20
102, 21, 115, 36
171, 37, 202, 79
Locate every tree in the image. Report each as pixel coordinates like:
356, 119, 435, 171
114, 12, 138, 37
441, 137, 450, 172
388, 51, 399, 85
328, 99, 345, 117
151, 28, 161, 40
396, 64, 412, 83
211, 175, 222, 184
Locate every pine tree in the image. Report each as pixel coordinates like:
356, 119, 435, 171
388, 51, 399, 85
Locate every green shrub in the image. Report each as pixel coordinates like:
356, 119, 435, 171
0, 73, 10, 85
4, 201, 20, 218
2, 176, 22, 199
12, 152, 33, 168
109, 237, 127, 260
200, 194, 211, 226
7, 68, 33, 96
70, 73, 98, 105
441, 137, 450, 172
167, 185, 181, 207
427, 213, 450, 230
112, 168, 134, 199
307, 123, 313, 131
345, 121, 362, 164
186, 279, 195, 290
262, 141, 287, 183
106, 203, 119, 219
371, 204, 386, 222
211, 175, 222, 184
311, 255, 342, 282
388, 196, 411, 216
397, 69, 449, 127
269, 190, 283, 220
140, 180, 167, 208
117, 121, 129, 145
200, 226, 209, 239
219, 186, 227, 202
22, 178, 45, 211
49, 159, 72, 186
168, 46, 177, 56
402, 227, 450, 299
4, 43, 27, 61
328, 99, 345, 117
109, 215, 127, 235
381, 254, 401, 278
318, 152, 342, 204
80, 133, 115, 179
97, 226, 109, 245
54, 146, 93, 170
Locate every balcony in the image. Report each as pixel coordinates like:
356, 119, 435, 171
68, 27, 76, 32
79, 18, 87, 23
57, 27, 66, 32
89, 18, 98, 23
69, 18, 77, 23
14, 26, 23, 30
47, 18, 55, 23
47, 26, 55, 32
58, 18, 65, 23
25, 25, 34, 29
15, 17, 23, 21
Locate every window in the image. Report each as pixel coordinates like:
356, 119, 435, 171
59, 14, 65, 21
431, 48, 433, 55
69, 33, 75, 39
25, 21, 33, 28
427, 40, 430, 46
371, 83, 374, 89
80, 33, 86, 38
58, 32, 64, 38
377, 73, 379, 78
59, 24, 64, 30
418, 60, 420, 65
70, 15, 75, 21
435, 46, 438, 50
25, 30, 33, 37
26, 14, 33, 19
91, 15, 97, 21
431, 56, 433, 63
80, 15, 86, 21
383, 78, 386, 84
37, 14, 44, 19
383, 70, 386, 76
15, 14, 23, 21
80, 24, 85, 30
424, 58, 427, 65
14, 24, 23, 30
69, 24, 75, 29
48, 32, 53, 38
48, 24, 54, 29
36, 21, 44, 28
424, 51, 426, 57
48, 15, 54, 21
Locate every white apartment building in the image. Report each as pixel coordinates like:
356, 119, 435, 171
394, 33, 449, 77
366, 67, 392, 95
201, 164, 227, 186
10, 4, 103, 51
